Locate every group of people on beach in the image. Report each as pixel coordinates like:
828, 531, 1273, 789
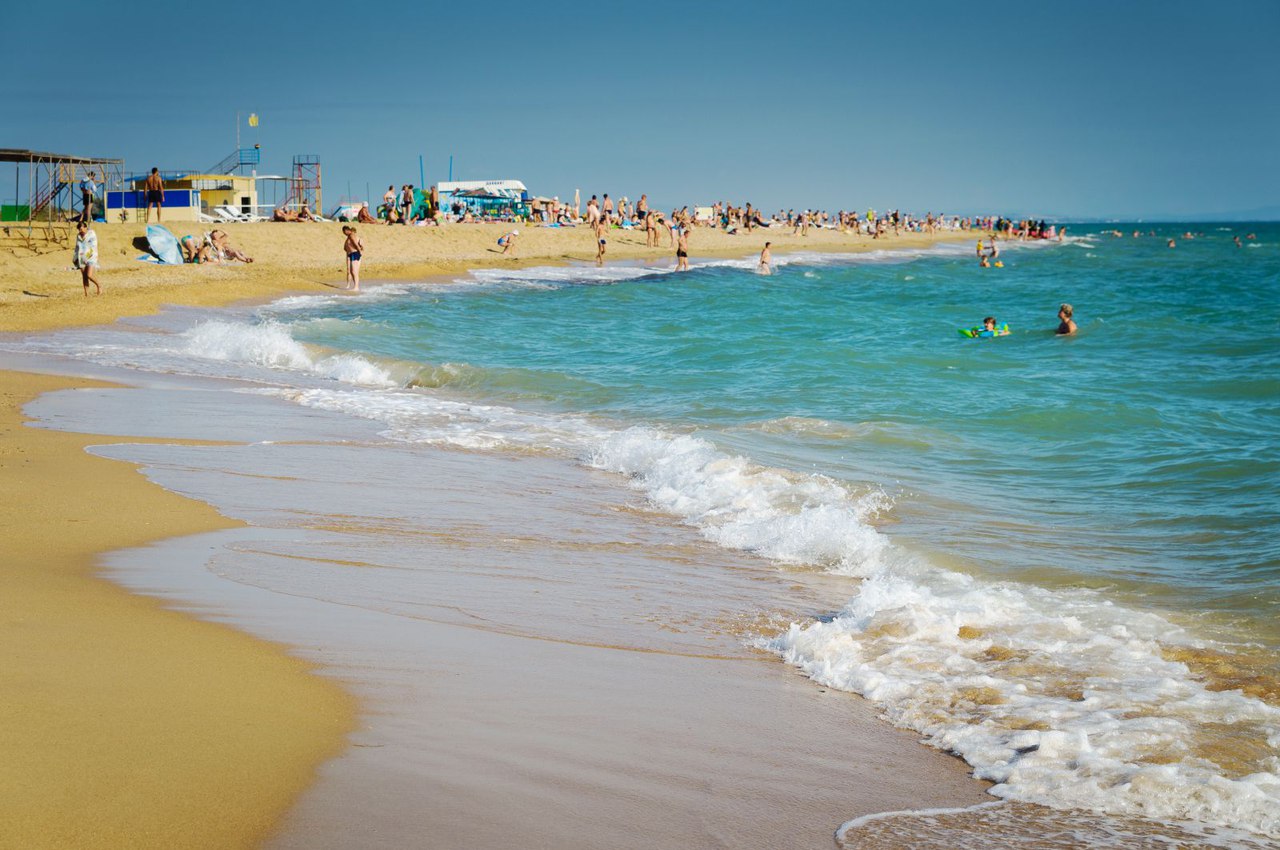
178, 230, 253, 264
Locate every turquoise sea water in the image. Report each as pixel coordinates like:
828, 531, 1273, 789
292, 225, 1280, 636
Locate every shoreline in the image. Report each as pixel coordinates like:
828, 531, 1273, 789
0, 228, 990, 847
1, 220, 981, 333
0, 369, 356, 849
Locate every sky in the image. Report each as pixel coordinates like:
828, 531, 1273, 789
5, 0, 1279, 219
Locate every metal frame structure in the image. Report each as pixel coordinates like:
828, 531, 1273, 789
0, 148, 124, 249
279, 154, 321, 213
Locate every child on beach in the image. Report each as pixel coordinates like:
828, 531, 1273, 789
74, 220, 100, 296
1056, 303, 1077, 335
342, 226, 363, 291
497, 229, 519, 256
595, 218, 607, 266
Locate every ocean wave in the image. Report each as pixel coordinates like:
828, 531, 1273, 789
764, 563, 1280, 837
181, 321, 396, 387
260, 376, 1280, 838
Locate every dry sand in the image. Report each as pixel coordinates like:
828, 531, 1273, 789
1, 219, 975, 333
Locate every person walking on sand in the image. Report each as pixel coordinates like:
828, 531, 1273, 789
74, 220, 100, 296
342, 226, 364, 291
675, 227, 690, 271
595, 217, 607, 266
759, 242, 773, 275
144, 168, 164, 222
1056, 303, 1077, 335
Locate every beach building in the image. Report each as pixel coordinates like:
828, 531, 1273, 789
438, 179, 529, 217
107, 172, 259, 223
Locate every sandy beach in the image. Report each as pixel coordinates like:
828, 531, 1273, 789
1, 220, 975, 331
0, 370, 354, 849
1, 223, 990, 848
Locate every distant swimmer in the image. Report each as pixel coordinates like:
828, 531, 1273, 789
759, 242, 773, 274
1234, 236, 1243, 248
980, 254, 991, 268
1056, 303, 1077, 335
1168, 239, 1176, 248
1246, 233, 1257, 240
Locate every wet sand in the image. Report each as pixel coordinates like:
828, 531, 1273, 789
0, 369, 355, 849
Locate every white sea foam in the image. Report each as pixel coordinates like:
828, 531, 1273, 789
764, 563, 1280, 837
180, 321, 396, 387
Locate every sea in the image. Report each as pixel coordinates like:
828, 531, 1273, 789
8, 223, 1279, 846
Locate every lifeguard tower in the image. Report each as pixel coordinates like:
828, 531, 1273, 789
0, 148, 124, 249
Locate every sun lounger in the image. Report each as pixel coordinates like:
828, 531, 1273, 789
214, 205, 266, 223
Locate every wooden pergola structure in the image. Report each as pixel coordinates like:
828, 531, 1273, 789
0, 148, 125, 250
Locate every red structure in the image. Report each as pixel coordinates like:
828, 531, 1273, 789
281, 155, 321, 213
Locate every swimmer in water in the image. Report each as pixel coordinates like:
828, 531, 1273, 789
759, 242, 772, 274
1234, 236, 1243, 248
1168, 238, 1176, 248
1056, 303, 1077, 335
980, 316, 1009, 336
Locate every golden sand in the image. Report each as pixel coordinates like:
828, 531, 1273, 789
0, 371, 355, 849
0, 219, 975, 333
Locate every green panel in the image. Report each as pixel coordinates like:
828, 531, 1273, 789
0, 204, 31, 221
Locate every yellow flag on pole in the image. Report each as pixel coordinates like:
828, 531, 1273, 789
248, 113, 259, 127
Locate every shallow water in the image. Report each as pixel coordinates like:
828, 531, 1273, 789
7, 223, 1279, 841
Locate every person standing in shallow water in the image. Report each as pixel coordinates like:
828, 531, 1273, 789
675, 227, 690, 271
342, 226, 363, 292
758, 242, 772, 275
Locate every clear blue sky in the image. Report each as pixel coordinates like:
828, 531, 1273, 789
6, 0, 1278, 218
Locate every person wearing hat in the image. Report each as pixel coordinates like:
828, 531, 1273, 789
498, 229, 519, 256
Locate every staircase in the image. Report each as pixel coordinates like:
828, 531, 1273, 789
30, 176, 68, 220
206, 147, 261, 175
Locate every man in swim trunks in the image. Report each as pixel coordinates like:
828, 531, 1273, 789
675, 228, 690, 271
342, 226, 363, 291
759, 242, 772, 275
595, 217, 607, 266
144, 168, 164, 223
1056, 303, 1077, 335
